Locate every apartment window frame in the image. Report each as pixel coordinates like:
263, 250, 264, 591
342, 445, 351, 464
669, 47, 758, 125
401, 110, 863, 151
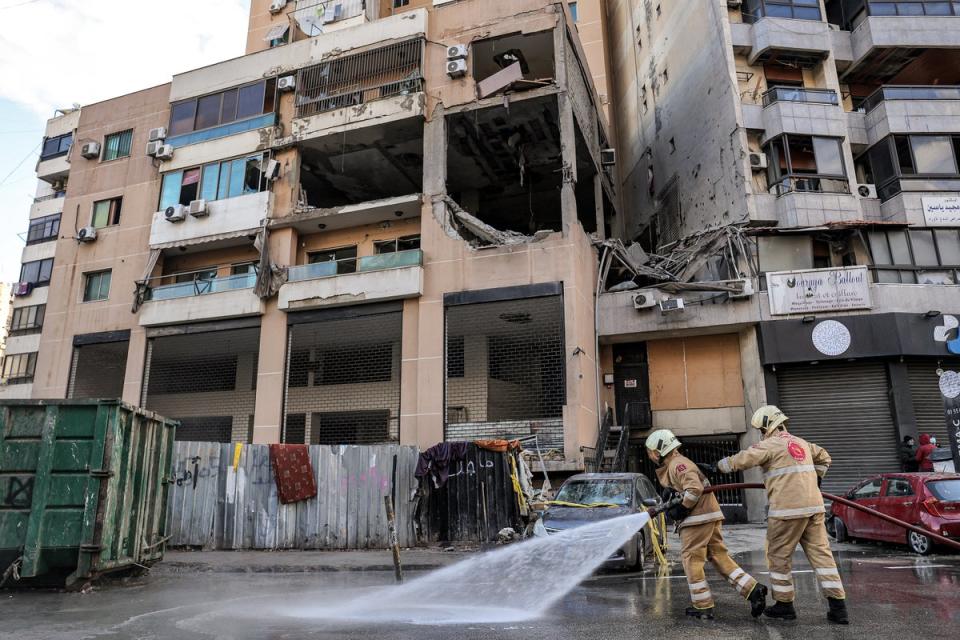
91, 196, 123, 229
307, 245, 358, 275
8, 304, 45, 335
40, 133, 73, 160
1, 352, 37, 385
102, 129, 134, 162
168, 78, 277, 138
374, 235, 421, 254
19, 258, 54, 287
867, 227, 960, 284
82, 269, 112, 302
861, 134, 960, 201
742, 0, 823, 23
159, 152, 268, 210
393, 0, 410, 7
26, 213, 61, 245
865, 1, 960, 18
764, 133, 850, 196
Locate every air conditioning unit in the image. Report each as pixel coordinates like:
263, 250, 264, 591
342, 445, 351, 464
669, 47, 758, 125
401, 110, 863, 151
13, 282, 33, 297
148, 127, 167, 142
659, 298, 685, 313
77, 226, 97, 243
633, 290, 658, 310
188, 199, 208, 218
749, 152, 768, 170
447, 59, 468, 78
154, 144, 174, 160
263, 159, 281, 181
278, 75, 296, 92
447, 44, 468, 60
726, 279, 755, 299
856, 183, 878, 199
601, 148, 617, 167
269, 0, 287, 14
146, 141, 163, 157
80, 142, 101, 159
51, 179, 66, 193
164, 205, 187, 222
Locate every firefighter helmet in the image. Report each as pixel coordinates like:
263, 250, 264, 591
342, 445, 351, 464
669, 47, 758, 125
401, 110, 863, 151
645, 429, 681, 457
751, 405, 789, 434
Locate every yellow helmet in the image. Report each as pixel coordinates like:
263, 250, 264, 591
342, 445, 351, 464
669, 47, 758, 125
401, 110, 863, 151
751, 405, 788, 434
645, 429, 681, 457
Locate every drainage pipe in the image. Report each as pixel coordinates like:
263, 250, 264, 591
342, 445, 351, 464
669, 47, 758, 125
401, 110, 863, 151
704, 482, 960, 552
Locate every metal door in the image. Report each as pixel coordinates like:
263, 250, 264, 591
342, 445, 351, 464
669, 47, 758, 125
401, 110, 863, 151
776, 361, 900, 496
613, 343, 652, 430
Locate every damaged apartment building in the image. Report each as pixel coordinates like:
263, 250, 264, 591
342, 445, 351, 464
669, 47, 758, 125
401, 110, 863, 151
1, 0, 620, 473
602, 0, 960, 519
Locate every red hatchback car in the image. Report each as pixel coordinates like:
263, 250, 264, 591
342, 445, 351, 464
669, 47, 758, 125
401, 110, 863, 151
830, 473, 960, 555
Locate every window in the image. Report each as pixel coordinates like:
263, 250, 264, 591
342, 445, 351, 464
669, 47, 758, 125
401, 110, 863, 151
569, 1, 578, 20
1, 353, 37, 385
231, 262, 258, 275
91, 197, 122, 228
40, 133, 73, 160
764, 134, 849, 195
868, 228, 960, 284
19, 258, 54, 287
865, 1, 960, 19
83, 270, 112, 302
374, 235, 421, 254
159, 153, 267, 209
851, 478, 882, 500
26, 213, 61, 245
393, 0, 409, 7
9, 305, 45, 334
308, 246, 357, 274
911, 135, 959, 175
168, 79, 276, 137
742, 0, 822, 22
884, 478, 914, 497
102, 130, 133, 161
861, 134, 960, 200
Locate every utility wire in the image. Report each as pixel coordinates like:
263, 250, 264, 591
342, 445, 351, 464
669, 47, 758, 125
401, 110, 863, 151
0, 142, 40, 187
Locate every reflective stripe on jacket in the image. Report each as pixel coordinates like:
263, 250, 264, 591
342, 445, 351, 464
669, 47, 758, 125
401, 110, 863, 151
655, 452, 724, 529
717, 430, 830, 520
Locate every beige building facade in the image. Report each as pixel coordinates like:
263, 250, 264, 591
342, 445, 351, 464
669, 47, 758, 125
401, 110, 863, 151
2, 0, 620, 473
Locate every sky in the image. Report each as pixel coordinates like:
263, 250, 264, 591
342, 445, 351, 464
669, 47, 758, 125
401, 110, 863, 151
0, 0, 251, 283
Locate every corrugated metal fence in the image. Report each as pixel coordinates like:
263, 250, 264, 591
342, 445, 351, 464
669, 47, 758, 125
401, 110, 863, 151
166, 442, 419, 550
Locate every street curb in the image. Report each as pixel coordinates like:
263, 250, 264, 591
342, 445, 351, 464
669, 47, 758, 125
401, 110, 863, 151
155, 562, 447, 574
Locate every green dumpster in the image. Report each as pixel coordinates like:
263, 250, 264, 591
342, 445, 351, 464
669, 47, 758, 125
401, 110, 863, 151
0, 400, 177, 587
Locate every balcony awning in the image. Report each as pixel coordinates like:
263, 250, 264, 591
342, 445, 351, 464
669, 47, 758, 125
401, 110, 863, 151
150, 227, 261, 251
263, 23, 290, 42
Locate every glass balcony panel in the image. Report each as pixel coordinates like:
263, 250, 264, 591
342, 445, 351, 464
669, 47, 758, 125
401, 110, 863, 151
146, 272, 256, 301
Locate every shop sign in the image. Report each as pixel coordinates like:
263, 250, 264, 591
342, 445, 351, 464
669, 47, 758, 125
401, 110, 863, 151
922, 196, 960, 226
767, 266, 871, 316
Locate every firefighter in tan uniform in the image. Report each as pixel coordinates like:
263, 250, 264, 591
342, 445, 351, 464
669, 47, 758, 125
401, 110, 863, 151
716, 406, 849, 625
644, 429, 768, 620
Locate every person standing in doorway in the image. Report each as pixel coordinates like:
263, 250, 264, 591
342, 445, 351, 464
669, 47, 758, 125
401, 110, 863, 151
645, 429, 768, 621
716, 406, 848, 625
899, 435, 918, 472
916, 433, 936, 472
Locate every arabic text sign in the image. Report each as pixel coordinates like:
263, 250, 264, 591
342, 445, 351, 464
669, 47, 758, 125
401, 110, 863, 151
767, 266, 871, 316
923, 196, 960, 226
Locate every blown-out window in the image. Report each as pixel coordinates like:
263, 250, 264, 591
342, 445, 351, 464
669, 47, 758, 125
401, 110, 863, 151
159, 153, 267, 209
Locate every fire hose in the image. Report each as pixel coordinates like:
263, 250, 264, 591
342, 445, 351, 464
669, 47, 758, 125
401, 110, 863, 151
692, 483, 960, 552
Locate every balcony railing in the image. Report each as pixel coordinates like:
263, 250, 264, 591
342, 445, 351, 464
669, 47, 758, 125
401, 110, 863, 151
769, 175, 851, 196
33, 192, 66, 204
861, 85, 960, 113
287, 249, 423, 283
295, 38, 424, 119
145, 272, 257, 301
762, 87, 839, 107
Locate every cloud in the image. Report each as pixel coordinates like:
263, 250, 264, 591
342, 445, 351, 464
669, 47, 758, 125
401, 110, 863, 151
0, 0, 250, 117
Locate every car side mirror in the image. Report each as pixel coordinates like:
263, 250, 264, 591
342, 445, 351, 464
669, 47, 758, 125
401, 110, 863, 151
642, 498, 658, 507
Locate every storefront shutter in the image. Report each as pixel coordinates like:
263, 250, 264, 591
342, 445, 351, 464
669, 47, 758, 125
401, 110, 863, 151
907, 359, 960, 447
776, 362, 900, 496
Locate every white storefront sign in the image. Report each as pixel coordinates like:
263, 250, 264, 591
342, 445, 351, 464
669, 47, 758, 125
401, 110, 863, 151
767, 266, 871, 316
922, 196, 960, 226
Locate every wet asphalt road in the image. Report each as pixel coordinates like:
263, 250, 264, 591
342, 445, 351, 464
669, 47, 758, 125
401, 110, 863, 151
2, 544, 958, 639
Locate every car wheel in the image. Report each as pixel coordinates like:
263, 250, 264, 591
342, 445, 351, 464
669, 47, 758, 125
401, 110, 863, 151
634, 531, 646, 572
907, 530, 933, 555
833, 517, 848, 543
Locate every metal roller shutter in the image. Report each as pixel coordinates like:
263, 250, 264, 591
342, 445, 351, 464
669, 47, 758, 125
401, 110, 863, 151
776, 362, 899, 496
907, 359, 960, 446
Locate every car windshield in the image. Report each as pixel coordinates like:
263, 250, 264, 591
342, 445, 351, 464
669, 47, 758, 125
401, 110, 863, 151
555, 480, 632, 506
927, 479, 960, 502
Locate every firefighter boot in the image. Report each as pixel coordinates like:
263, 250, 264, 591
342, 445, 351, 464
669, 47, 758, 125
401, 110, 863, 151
827, 598, 849, 625
764, 601, 797, 621
748, 584, 768, 618
686, 606, 715, 620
